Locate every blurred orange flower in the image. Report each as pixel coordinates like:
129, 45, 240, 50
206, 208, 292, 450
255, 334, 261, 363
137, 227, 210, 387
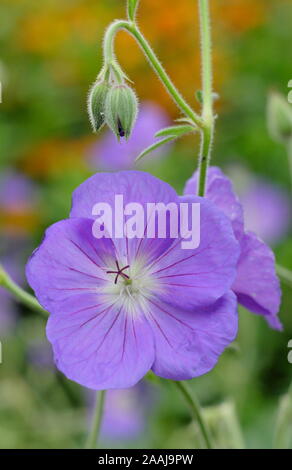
0, 209, 39, 237
12, 0, 271, 115
213, 0, 266, 34
21, 137, 93, 178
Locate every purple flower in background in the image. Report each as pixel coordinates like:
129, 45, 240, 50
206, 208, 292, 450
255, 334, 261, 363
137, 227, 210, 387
88, 102, 170, 170
0, 170, 37, 238
240, 182, 290, 245
0, 171, 35, 210
26, 171, 239, 390
27, 340, 55, 370
99, 382, 154, 441
184, 167, 282, 330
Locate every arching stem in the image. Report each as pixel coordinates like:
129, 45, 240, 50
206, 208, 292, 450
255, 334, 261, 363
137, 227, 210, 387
103, 20, 204, 129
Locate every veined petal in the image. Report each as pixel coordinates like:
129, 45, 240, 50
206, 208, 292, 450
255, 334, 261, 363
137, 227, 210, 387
184, 166, 244, 240
70, 171, 178, 264
149, 196, 240, 310
71, 171, 178, 219
47, 304, 155, 390
26, 218, 116, 312
232, 231, 282, 330
148, 291, 238, 380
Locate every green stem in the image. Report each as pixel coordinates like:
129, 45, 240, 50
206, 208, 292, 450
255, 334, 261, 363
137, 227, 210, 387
199, 0, 213, 122
103, 20, 203, 129
0, 264, 47, 317
85, 390, 106, 449
276, 264, 292, 288
286, 138, 292, 190
198, 125, 213, 196
174, 381, 213, 449
197, 0, 214, 196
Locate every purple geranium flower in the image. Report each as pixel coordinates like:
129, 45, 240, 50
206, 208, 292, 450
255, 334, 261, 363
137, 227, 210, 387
184, 167, 282, 330
26, 171, 239, 390
88, 102, 170, 170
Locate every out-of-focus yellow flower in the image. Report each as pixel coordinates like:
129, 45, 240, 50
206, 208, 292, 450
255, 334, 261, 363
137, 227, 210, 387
21, 137, 93, 178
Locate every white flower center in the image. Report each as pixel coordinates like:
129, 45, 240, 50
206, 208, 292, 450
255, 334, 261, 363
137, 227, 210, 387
100, 257, 160, 316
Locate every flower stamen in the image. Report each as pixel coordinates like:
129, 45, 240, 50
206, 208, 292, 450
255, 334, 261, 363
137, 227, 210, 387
107, 261, 130, 284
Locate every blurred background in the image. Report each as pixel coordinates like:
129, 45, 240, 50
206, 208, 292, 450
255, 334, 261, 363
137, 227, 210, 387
0, 0, 292, 449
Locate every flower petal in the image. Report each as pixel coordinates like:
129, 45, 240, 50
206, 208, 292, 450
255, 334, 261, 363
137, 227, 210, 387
184, 166, 244, 240
70, 170, 179, 264
26, 218, 116, 312
232, 231, 282, 330
47, 304, 155, 390
148, 291, 238, 380
26, 217, 155, 389
150, 196, 240, 310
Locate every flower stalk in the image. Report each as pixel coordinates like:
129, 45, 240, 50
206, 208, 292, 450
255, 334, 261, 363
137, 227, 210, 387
197, 0, 215, 197
276, 263, 292, 288
85, 390, 106, 449
174, 381, 213, 449
102, 20, 204, 130
102, 1, 215, 196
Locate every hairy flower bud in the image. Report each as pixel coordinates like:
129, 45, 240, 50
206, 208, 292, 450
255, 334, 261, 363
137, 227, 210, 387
267, 91, 292, 143
87, 80, 110, 133
105, 84, 138, 140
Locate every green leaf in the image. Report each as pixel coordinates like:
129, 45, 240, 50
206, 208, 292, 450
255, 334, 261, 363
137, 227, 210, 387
175, 117, 196, 126
127, 0, 140, 21
155, 124, 196, 138
135, 136, 174, 162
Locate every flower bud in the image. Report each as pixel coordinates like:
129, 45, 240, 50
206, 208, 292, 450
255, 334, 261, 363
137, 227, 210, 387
105, 84, 138, 140
267, 91, 292, 143
87, 80, 110, 133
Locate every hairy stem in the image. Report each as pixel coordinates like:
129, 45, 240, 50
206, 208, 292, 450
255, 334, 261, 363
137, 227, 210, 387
198, 125, 213, 196
174, 381, 213, 449
103, 20, 203, 128
85, 390, 106, 449
197, 0, 214, 196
